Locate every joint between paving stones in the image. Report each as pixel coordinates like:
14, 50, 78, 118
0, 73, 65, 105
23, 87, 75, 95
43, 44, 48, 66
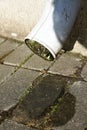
14, 53, 34, 72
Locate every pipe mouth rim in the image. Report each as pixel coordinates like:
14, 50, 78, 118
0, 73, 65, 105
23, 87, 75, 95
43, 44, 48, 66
25, 38, 55, 61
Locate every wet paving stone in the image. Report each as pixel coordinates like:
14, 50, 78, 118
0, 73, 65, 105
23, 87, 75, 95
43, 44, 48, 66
50, 93, 76, 127
12, 75, 68, 129
52, 81, 87, 130
14, 75, 66, 119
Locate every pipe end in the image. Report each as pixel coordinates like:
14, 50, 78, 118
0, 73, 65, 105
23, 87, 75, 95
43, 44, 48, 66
25, 39, 55, 61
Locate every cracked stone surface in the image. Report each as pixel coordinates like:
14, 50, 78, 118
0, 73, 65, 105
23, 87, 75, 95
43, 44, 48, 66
0, 68, 40, 111
0, 120, 36, 130
49, 53, 82, 76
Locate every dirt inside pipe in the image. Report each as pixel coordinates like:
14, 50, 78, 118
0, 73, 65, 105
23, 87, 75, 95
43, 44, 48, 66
25, 39, 54, 61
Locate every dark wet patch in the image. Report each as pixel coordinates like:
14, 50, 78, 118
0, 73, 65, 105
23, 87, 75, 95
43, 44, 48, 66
18, 75, 66, 119
85, 127, 87, 130
49, 93, 76, 127
11, 75, 76, 129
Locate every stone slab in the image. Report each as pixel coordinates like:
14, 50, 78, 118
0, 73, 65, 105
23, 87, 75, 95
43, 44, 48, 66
23, 54, 53, 71
0, 64, 15, 84
4, 44, 33, 66
0, 120, 36, 130
52, 81, 87, 130
49, 53, 82, 76
0, 40, 19, 60
81, 63, 87, 81
0, 68, 40, 111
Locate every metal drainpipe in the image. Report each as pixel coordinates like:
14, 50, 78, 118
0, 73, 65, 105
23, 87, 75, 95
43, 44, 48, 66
25, 0, 81, 61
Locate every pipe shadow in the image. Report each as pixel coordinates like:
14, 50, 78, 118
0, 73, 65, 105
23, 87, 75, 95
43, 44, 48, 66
53, 0, 87, 52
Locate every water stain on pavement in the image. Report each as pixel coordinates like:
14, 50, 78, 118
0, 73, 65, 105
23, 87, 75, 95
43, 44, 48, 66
49, 93, 76, 127
12, 75, 76, 129
18, 75, 66, 119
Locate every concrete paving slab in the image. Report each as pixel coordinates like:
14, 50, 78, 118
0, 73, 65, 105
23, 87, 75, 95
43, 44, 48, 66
0, 64, 15, 84
0, 68, 40, 111
0, 0, 45, 41
23, 54, 53, 71
0, 120, 36, 130
3, 44, 33, 66
81, 63, 87, 81
49, 53, 82, 76
0, 40, 19, 60
52, 81, 87, 130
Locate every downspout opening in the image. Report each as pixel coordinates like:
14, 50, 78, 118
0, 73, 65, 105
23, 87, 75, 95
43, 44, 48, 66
25, 39, 54, 61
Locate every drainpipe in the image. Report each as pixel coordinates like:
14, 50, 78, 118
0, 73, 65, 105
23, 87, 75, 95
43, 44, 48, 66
25, 0, 81, 61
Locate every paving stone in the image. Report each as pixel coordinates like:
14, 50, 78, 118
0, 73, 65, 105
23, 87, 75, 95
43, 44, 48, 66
0, 68, 40, 111
0, 37, 5, 44
0, 40, 19, 60
52, 81, 87, 130
0, 64, 15, 84
0, 120, 36, 130
49, 53, 82, 76
81, 63, 87, 81
3, 44, 33, 66
23, 54, 53, 71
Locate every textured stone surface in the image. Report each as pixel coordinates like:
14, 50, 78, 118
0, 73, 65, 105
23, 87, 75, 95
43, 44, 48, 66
4, 44, 33, 66
0, 68, 40, 111
52, 81, 87, 130
0, 64, 15, 84
23, 54, 53, 71
81, 63, 87, 81
49, 53, 82, 76
0, 40, 19, 60
0, 120, 36, 130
